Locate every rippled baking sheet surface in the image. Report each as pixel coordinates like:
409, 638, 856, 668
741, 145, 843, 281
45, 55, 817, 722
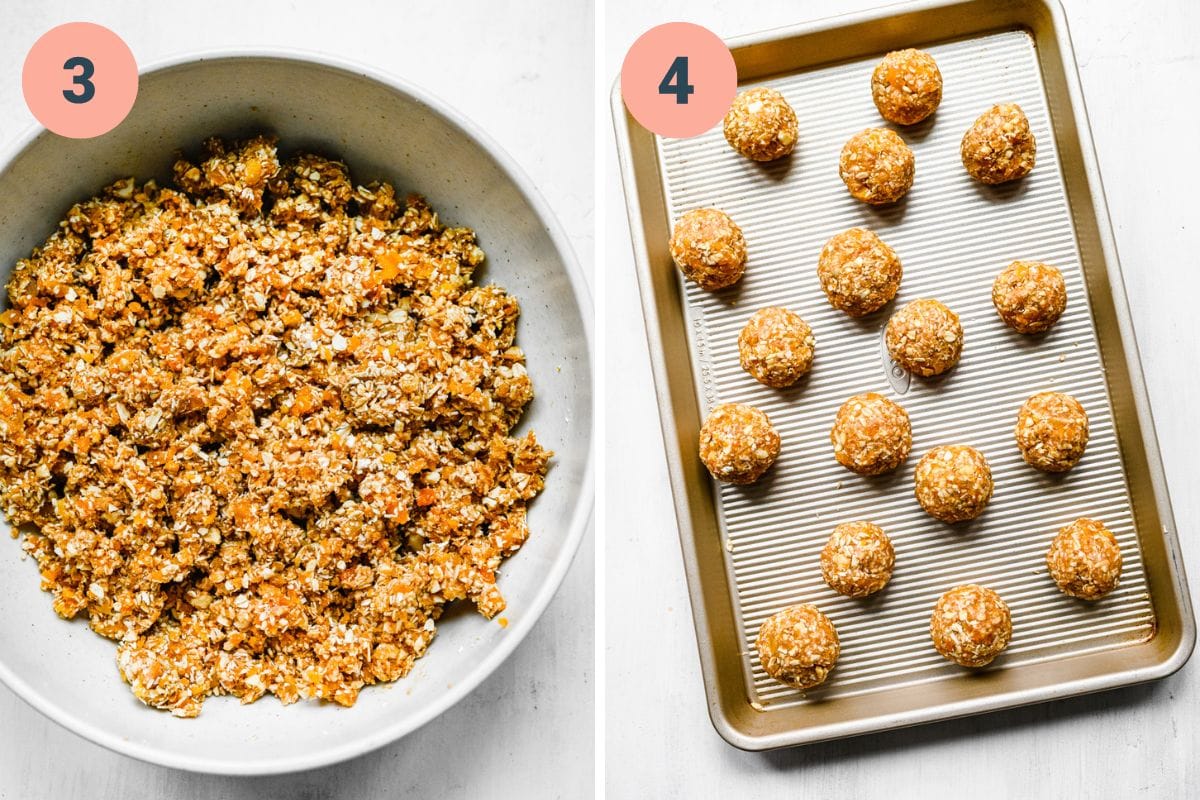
657, 29, 1153, 707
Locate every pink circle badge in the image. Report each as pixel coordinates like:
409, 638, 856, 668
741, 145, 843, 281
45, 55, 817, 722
621, 22, 737, 139
22, 22, 138, 139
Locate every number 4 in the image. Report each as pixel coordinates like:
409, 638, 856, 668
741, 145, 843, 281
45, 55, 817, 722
658, 56, 694, 105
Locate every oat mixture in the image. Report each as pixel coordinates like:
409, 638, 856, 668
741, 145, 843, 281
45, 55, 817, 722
992, 260, 1067, 334
929, 584, 1012, 667
914, 445, 993, 523
820, 521, 894, 598
961, 103, 1037, 184
755, 603, 840, 690
817, 227, 903, 317
871, 48, 943, 126
838, 128, 915, 205
830, 392, 911, 476
698, 402, 779, 485
885, 298, 963, 377
0, 135, 551, 717
723, 87, 799, 162
1015, 391, 1089, 472
668, 207, 747, 291
737, 306, 815, 388
1046, 518, 1122, 600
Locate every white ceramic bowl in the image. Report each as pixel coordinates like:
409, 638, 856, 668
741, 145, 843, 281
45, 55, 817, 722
0, 50, 593, 774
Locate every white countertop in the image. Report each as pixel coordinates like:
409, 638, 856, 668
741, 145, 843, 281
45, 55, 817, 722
0, 2, 593, 798
604, 0, 1199, 797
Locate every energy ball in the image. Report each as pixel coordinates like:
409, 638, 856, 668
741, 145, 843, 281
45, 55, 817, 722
698, 403, 780, 485
1015, 391, 1089, 472
961, 103, 1037, 184
821, 522, 895, 598
1046, 518, 1123, 600
738, 307, 815, 388
830, 392, 912, 476
930, 585, 1012, 667
817, 228, 903, 316
724, 87, 799, 162
992, 260, 1067, 334
885, 298, 963, 377
914, 445, 993, 523
839, 128, 915, 205
755, 604, 840, 690
872, 48, 943, 125
669, 208, 746, 291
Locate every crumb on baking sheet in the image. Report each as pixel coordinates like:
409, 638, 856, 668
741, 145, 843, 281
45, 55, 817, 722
0, 135, 551, 717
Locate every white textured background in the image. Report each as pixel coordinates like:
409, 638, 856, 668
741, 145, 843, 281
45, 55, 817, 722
0, 1, 594, 798
606, 1, 1199, 798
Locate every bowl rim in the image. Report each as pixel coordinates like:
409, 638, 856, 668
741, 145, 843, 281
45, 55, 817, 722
0, 45, 594, 776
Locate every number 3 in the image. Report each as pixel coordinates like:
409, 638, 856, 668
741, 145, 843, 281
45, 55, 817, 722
658, 56, 695, 105
62, 56, 95, 104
